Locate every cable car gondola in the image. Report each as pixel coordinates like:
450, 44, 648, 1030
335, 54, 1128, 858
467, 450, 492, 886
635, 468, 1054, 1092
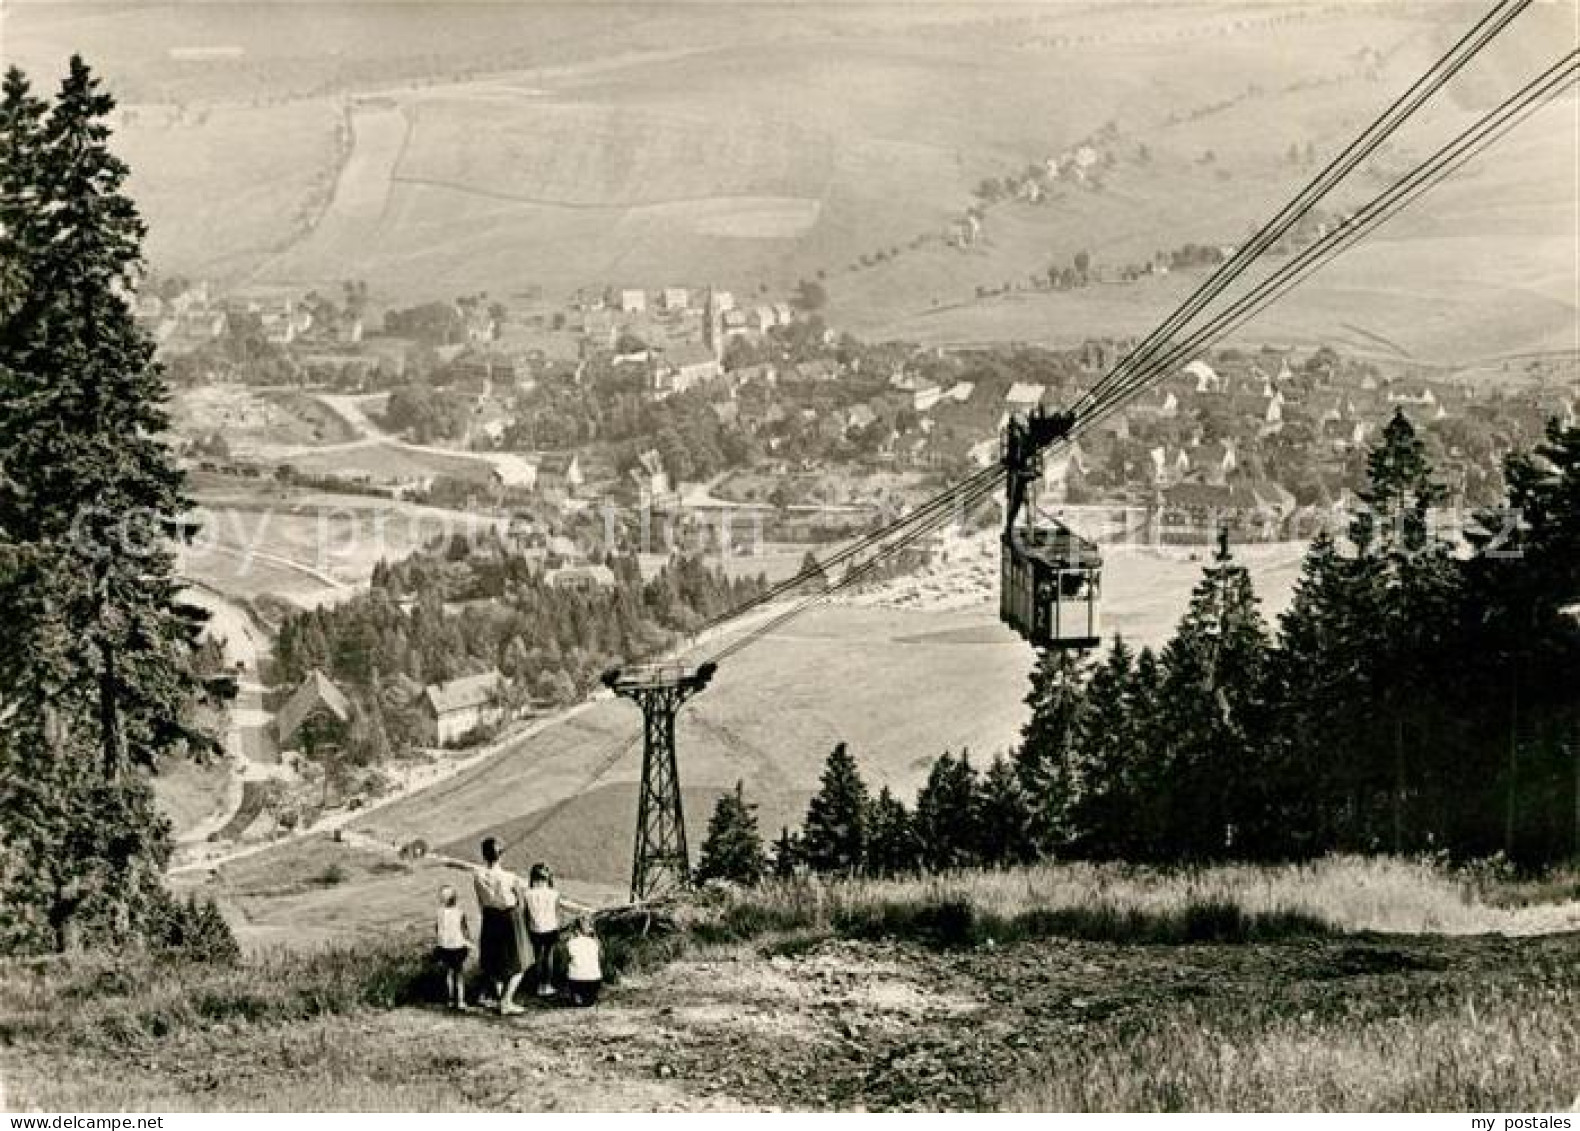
999, 406, 1102, 650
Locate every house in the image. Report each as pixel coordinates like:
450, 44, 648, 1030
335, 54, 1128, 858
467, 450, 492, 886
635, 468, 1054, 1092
1149, 445, 1191, 484
536, 452, 584, 497
1182, 359, 1221, 393
662, 287, 689, 312
489, 455, 539, 492
1388, 385, 1438, 409
1005, 382, 1046, 409
710, 290, 735, 313
276, 669, 352, 753
1045, 442, 1089, 494
1191, 440, 1237, 484
912, 384, 945, 413
618, 289, 647, 314
1129, 389, 1180, 419
544, 563, 617, 591
1322, 418, 1372, 449
728, 362, 776, 388
421, 670, 506, 746
751, 305, 777, 332
630, 449, 673, 503
771, 302, 794, 326
656, 342, 722, 396
1228, 392, 1282, 430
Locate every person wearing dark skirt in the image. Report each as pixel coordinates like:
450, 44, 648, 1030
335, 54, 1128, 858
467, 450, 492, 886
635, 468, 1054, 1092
472, 837, 529, 1015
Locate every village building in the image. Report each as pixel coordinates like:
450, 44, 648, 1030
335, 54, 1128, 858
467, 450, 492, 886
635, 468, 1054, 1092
656, 342, 722, 397
536, 452, 584, 498
421, 669, 507, 746
276, 669, 352, 756
1191, 440, 1237, 485
1004, 382, 1047, 410
489, 455, 539, 492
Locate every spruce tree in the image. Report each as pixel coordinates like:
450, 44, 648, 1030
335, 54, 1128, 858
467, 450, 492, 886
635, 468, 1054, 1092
1012, 648, 1090, 851
1349, 410, 1461, 852
1266, 530, 1365, 853
769, 826, 802, 880
1458, 421, 1580, 859
801, 742, 869, 875
1064, 638, 1137, 856
975, 753, 1038, 866
0, 59, 229, 951
865, 786, 922, 877
914, 750, 980, 871
1156, 531, 1270, 857
696, 781, 767, 886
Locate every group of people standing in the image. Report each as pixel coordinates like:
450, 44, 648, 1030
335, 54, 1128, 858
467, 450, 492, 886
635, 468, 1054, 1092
436, 836, 603, 1015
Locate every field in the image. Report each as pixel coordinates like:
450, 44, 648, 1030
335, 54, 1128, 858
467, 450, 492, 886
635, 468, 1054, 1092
6, 858, 1579, 1111
177, 480, 512, 607
7, 2, 1573, 362
172, 386, 358, 452
119, 101, 342, 281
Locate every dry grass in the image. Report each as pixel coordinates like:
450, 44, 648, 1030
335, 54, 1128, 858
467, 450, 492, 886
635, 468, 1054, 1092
4, 854, 1578, 1111
704, 856, 1580, 943
1003, 978, 1580, 1112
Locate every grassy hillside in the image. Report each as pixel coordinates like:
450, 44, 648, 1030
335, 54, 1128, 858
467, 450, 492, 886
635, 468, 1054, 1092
12, 858, 1580, 1111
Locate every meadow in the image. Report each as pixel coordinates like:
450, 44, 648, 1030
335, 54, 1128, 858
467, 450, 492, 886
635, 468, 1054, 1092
7, 857, 1578, 1111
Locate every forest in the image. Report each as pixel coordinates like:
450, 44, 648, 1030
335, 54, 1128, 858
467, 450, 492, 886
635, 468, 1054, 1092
271, 534, 771, 759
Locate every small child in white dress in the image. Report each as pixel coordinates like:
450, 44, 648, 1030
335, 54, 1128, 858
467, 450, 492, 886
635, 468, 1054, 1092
564, 916, 603, 1008
434, 885, 471, 1009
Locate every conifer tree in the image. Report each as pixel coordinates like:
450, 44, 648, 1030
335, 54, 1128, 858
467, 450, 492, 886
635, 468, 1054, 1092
800, 743, 869, 875
770, 826, 802, 880
1457, 421, 1580, 859
865, 786, 922, 876
696, 781, 766, 886
1012, 649, 1089, 851
1156, 531, 1270, 857
975, 753, 1038, 866
1063, 638, 1137, 856
1350, 410, 1460, 851
914, 750, 980, 870
0, 59, 231, 951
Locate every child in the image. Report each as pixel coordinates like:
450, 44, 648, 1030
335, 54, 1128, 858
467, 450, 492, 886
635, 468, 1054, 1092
522, 863, 563, 997
563, 916, 603, 1008
434, 885, 472, 1010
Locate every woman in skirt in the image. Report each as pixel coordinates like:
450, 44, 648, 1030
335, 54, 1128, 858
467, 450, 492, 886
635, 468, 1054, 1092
472, 837, 530, 1015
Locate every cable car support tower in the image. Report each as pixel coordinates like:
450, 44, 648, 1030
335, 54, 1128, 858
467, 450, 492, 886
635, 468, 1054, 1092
602, 661, 717, 902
